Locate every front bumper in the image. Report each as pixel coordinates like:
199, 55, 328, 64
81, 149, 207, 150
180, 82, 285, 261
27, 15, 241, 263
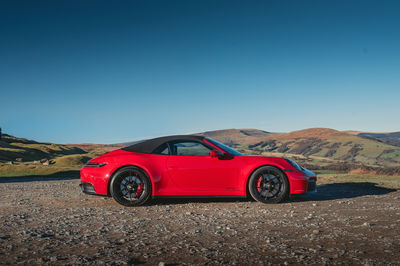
79, 182, 97, 195
80, 164, 113, 195
287, 171, 317, 194
306, 178, 317, 193
79, 182, 108, 196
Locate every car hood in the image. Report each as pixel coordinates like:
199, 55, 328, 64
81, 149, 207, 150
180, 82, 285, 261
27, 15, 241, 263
239, 154, 316, 177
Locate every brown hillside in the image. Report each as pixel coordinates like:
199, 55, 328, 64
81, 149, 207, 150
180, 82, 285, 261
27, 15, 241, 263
0, 134, 86, 162
272, 128, 350, 140
197, 128, 275, 145
65, 143, 120, 153
242, 129, 400, 167
197, 128, 400, 167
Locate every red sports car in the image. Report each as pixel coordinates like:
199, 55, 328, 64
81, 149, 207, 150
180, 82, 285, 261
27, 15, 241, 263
80, 135, 317, 206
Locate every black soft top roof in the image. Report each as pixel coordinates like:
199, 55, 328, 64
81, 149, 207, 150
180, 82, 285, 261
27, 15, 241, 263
122, 135, 205, 154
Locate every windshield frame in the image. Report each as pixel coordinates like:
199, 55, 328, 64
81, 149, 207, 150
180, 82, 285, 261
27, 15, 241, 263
205, 138, 243, 156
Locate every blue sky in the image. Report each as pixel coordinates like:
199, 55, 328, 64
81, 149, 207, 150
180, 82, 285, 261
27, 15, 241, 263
1, 0, 399, 143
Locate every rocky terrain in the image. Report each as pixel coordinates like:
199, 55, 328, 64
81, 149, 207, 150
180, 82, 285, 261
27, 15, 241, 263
0, 177, 399, 265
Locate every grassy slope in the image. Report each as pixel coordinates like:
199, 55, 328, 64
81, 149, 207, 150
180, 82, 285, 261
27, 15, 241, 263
0, 163, 80, 177
0, 135, 120, 178
64, 143, 120, 153
198, 128, 276, 145
357, 132, 400, 146
52, 154, 93, 167
0, 134, 86, 162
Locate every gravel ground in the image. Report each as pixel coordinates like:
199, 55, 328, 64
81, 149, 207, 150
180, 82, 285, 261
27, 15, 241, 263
0, 177, 399, 265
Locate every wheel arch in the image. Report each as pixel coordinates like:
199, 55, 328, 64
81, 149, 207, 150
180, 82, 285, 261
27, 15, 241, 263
107, 164, 155, 196
245, 164, 290, 197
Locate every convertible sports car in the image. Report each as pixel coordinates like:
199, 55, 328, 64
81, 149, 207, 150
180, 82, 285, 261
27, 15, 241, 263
80, 135, 317, 206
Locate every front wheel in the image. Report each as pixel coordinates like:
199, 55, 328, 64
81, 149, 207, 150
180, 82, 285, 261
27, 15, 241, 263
248, 166, 289, 204
109, 166, 152, 206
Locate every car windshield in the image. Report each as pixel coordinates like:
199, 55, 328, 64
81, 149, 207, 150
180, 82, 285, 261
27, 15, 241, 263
206, 138, 243, 156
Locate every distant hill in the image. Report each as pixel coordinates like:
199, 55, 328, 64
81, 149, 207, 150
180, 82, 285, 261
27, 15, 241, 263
113, 140, 142, 147
114, 127, 400, 167
115, 129, 275, 147
2, 128, 400, 168
357, 132, 400, 147
64, 143, 120, 153
197, 128, 275, 145
0, 134, 86, 162
201, 128, 400, 167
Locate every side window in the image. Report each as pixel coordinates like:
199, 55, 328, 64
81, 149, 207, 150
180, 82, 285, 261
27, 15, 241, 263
171, 141, 211, 156
152, 143, 169, 155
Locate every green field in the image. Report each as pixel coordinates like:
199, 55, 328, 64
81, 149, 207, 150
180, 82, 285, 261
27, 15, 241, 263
317, 173, 400, 189
0, 163, 79, 178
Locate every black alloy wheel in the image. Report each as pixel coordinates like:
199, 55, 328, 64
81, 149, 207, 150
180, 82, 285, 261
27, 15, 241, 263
110, 166, 152, 206
248, 166, 289, 203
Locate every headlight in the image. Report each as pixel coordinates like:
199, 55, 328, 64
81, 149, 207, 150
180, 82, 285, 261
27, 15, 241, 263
83, 162, 107, 167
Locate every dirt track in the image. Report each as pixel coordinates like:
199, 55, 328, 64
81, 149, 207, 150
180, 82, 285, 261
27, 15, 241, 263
0, 177, 399, 265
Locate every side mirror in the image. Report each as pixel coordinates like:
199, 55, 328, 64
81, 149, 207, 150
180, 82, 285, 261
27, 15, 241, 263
209, 150, 219, 158
210, 150, 234, 160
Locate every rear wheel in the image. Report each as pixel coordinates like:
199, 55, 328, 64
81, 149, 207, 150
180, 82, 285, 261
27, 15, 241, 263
248, 166, 289, 203
110, 166, 152, 206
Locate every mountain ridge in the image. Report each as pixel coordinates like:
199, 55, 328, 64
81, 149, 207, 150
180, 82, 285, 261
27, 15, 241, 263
197, 128, 400, 167
1, 128, 400, 167
0, 134, 86, 162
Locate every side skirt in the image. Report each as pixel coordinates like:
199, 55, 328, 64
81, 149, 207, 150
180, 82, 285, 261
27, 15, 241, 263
152, 195, 248, 199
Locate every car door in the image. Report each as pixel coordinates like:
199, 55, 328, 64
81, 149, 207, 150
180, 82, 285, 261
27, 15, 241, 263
166, 140, 241, 194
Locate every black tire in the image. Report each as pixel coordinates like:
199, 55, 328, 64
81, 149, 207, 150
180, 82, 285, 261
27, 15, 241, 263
248, 166, 289, 204
109, 166, 152, 206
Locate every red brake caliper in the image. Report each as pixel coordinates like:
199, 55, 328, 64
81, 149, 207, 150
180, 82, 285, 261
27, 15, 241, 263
136, 184, 143, 197
256, 176, 262, 192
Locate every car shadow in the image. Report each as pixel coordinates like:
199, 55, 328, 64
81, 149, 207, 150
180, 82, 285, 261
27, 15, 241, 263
0, 174, 396, 204
149, 182, 397, 206
150, 197, 252, 206
290, 182, 397, 202
0, 170, 80, 183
